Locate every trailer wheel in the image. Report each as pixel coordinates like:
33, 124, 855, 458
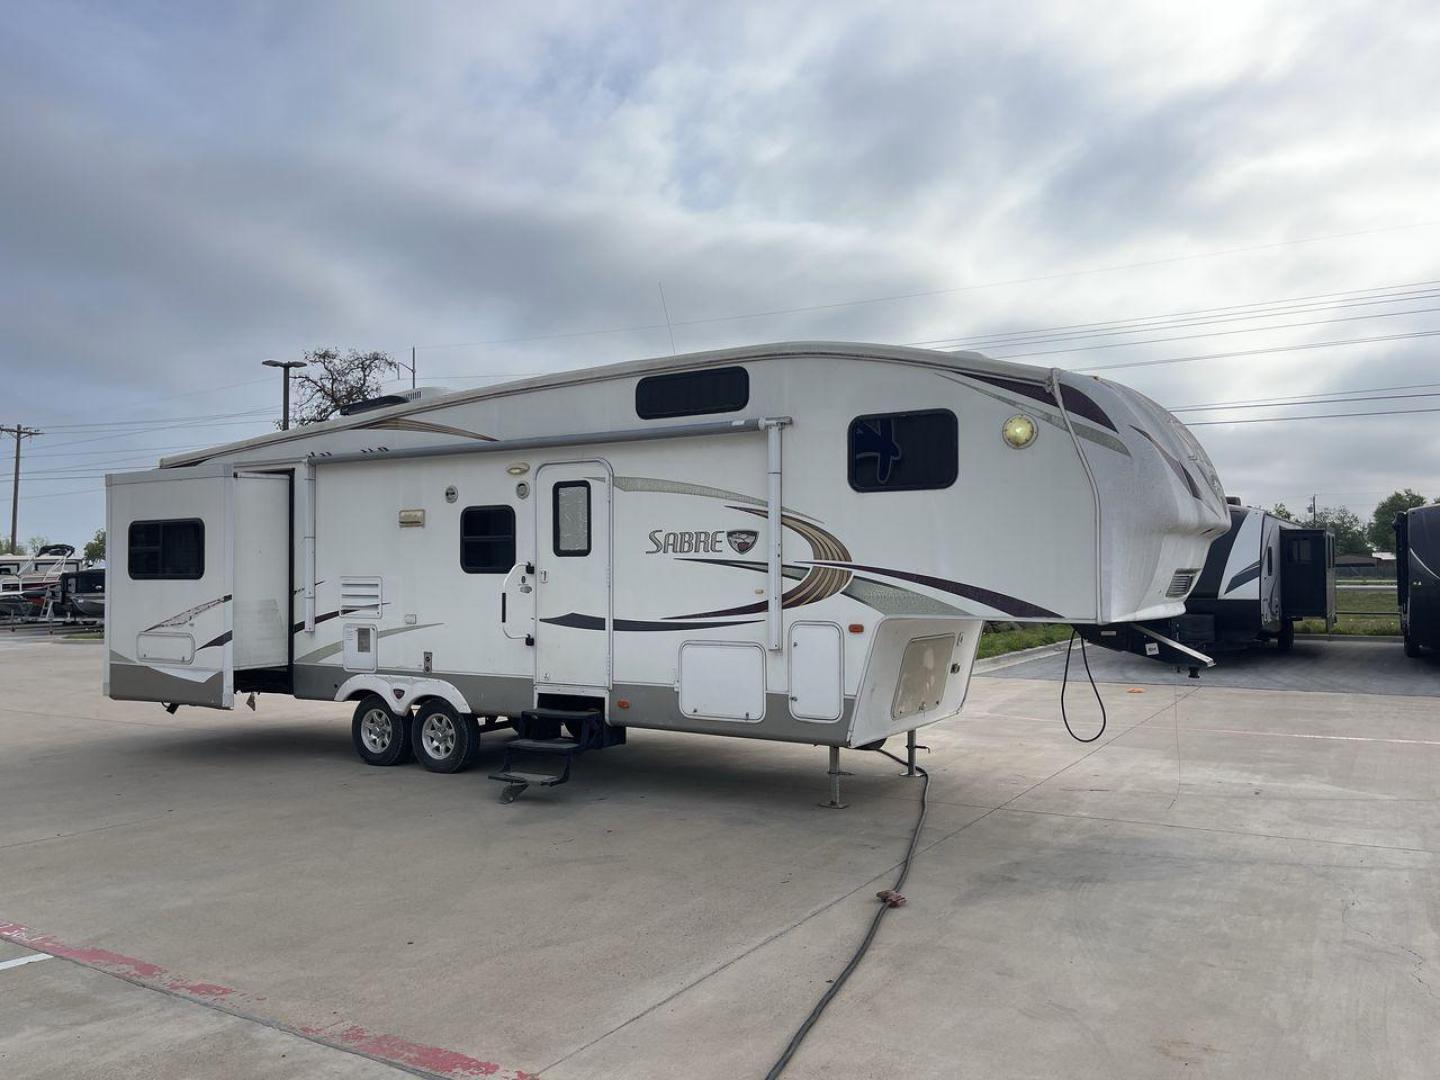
1276, 619, 1295, 653
1404, 631, 1423, 658
412, 700, 480, 773
352, 695, 413, 766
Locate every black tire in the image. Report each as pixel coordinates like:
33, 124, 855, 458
1275, 619, 1295, 653
351, 694, 413, 766
411, 700, 480, 773
1404, 631, 1424, 658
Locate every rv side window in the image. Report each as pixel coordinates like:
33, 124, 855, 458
635, 366, 749, 420
127, 519, 205, 580
848, 409, 958, 492
553, 482, 591, 557
460, 506, 516, 574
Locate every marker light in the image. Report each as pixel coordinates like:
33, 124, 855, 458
1002, 414, 1038, 449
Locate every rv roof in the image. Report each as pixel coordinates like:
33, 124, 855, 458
159, 341, 1043, 468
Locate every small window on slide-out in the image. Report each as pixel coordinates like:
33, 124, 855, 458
848, 409, 958, 492
127, 519, 205, 580
553, 481, 591, 557
460, 505, 516, 574
635, 366, 749, 419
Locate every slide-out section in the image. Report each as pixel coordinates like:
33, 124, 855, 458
106, 464, 290, 710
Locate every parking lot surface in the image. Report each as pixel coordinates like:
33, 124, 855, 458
990, 634, 1439, 696
1, 638, 1438, 1079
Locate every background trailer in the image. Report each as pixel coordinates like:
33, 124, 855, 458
1396, 503, 1440, 658
105, 342, 1229, 796
1158, 503, 1335, 652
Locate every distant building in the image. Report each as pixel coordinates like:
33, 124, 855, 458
1335, 552, 1396, 578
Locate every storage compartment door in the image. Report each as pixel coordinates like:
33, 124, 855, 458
106, 464, 235, 709
788, 622, 843, 721
1280, 528, 1334, 621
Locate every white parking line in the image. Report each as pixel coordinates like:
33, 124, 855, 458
0, 953, 53, 972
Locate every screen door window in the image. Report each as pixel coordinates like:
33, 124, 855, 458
553, 481, 591, 557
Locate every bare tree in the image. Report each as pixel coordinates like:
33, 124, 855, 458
285, 348, 400, 427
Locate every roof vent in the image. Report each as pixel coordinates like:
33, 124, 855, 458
1225, 496, 1242, 506
338, 386, 449, 416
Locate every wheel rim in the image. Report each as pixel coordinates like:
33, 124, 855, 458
421, 713, 456, 759
360, 709, 394, 753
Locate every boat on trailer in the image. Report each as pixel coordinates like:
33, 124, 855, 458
0, 544, 82, 620
104, 341, 1229, 800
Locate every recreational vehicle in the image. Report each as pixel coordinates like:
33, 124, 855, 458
1160, 503, 1334, 651
1395, 503, 1440, 657
105, 342, 1229, 798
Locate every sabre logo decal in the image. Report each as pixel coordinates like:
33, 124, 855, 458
647, 528, 759, 555
726, 529, 758, 554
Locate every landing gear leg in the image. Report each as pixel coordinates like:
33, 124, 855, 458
820, 746, 848, 809
906, 730, 918, 776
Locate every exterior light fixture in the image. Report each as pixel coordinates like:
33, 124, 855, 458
1001, 414, 1038, 450
506, 463, 530, 476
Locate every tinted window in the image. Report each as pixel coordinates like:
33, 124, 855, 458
848, 410, 958, 492
553, 482, 591, 556
460, 506, 516, 574
636, 366, 749, 419
128, 519, 205, 579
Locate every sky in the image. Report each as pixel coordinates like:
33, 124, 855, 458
4, 0, 1440, 551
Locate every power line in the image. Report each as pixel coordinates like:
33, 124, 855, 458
38, 407, 273, 431
1188, 405, 1440, 426
1173, 390, 1440, 414
990, 303, 1440, 361
407, 219, 1440, 354
1074, 327, 1440, 373
27, 376, 274, 426
1169, 380, 1440, 411
915, 279, 1440, 351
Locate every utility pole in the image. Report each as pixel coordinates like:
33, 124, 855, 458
262, 358, 308, 430
396, 347, 417, 390
1309, 494, 1317, 526
2, 424, 43, 554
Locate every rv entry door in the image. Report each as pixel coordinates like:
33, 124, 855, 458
534, 462, 612, 694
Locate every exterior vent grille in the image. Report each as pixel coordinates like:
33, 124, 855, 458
339, 577, 383, 618
1166, 569, 1200, 598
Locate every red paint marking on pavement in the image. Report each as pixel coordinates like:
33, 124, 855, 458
0, 921, 166, 979
0, 919, 535, 1080
165, 980, 236, 999
329, 1025, 505, 1077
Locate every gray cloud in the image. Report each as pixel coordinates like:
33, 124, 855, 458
5, 0, 1440, 545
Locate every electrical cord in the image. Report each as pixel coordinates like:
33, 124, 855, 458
764, 748, 929, 1079
1060, 630, 1107, 743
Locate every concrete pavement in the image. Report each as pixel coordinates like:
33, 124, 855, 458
1, 638, 1437, 1078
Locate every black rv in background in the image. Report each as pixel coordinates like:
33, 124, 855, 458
1395, 504, 1440, 658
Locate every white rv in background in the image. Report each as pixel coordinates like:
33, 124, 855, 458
105, 342, 1229, 798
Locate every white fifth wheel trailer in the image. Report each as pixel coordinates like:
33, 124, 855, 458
105, 341, 1229, 799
